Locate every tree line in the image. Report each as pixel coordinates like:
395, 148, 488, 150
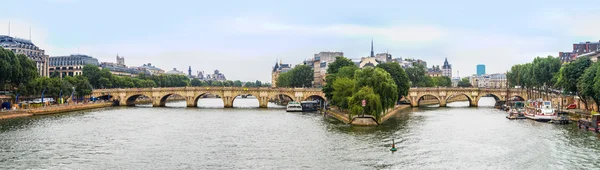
2, 47, 271, 101
405, 63, 454, 87
275, 65, 314, 88
509, 56, 600, 111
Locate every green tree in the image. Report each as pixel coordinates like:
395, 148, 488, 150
405, 64, 430, 87
331, 77, 356, 111
432, 76, 452, 87
0, 48, 38, 90
211, 81, 223, 86
323, 57, 355, 99
578, 63, 599, 111
354, 67, 398, 112
348, 86, 383, 120
233, 80, 243, 87
555, 57, 591, 93
290, 65, 313, 87
191, 79, 202, 86
223, 80, 234, 87
276, 72, 291, 87
531, 56, 561, 99
326, 56, 355, 74
255, 80, 262, 87
244, 81, 256, 87
377, 62, 410, 98
82, 64, 101, 88
457, 78, 472, 87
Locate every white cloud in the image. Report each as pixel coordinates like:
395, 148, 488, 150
0, 19, 77, 56
229, 17, 447, 44
541, 10, 600, 38
44, 0, 79, 3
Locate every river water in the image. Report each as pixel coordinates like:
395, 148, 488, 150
1, 97, 599, 169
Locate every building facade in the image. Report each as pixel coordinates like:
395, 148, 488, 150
427, 65, 442, 77
165, 68, 186, 75
0, 35, 49, 77
272, 60, 292, 87
559, 40, 600, 63
442, 58, 452, 77
134, 63, 165, 75
476, 64, 486, 76
99, 55, 146, 77
469, 73, 507, 88
310, 51, 343, 87
49, 54, 99, 78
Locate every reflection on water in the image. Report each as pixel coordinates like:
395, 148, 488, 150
1, 98, 600, 169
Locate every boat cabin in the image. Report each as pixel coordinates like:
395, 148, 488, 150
300, 101, 319, 112
578, 114, 600, 132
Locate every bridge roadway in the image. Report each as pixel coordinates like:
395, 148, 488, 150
91, 87, 325, 108
91, 87, 528, 108
408, 87, 528, 107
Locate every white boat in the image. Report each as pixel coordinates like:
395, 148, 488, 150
525, 100, 557, 121
286, 102, 303, 112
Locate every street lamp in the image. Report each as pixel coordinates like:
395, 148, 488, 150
70, 87, 76, 104
41, 89, 46, 107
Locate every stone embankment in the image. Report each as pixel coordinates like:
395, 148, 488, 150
325, 104, 412, 126
0, 102, 113, 120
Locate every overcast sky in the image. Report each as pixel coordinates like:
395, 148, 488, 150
1, 0, 599, 82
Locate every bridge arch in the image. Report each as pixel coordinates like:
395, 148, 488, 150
124, 93, 153, 106
303, 95, 326, 102
269, 92, 295, 101
476, 93, 504, 107
508, 95, 526, 102
415, 93, 441, 107
158, 93, 187, 107
229, 91, 262, 108
445, 92, 473, 107
192, 92, 225, 108
97, 94, 114, 101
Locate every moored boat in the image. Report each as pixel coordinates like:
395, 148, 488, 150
549, 112, 570, 124
286, 102, 303, 112
300, 101, 319, 112
524, 100, 557, 121
506, 101, 526, 119
578, 113, 600, 132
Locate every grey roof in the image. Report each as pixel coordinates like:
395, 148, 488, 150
0, 35, 38, 49
49, 54, 99, 66
100, 63, 142, 75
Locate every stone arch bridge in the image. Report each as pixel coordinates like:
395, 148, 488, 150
91, 87, 325, 108
408, 88, 528, 107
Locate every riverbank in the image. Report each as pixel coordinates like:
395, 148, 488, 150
0, 102, 113, 120
325, 104, 412, 126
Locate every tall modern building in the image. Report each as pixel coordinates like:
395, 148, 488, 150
477, 64, 486, 76
0, 35, 49, 77
442, 58, 452, 77
49, 54, 99, 78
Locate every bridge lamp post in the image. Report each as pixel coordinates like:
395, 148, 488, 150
70, 87, 76, 104
41, 89, 46, 107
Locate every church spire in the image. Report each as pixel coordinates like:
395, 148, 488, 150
370, 38, 374, 58
188, 66, 192, 76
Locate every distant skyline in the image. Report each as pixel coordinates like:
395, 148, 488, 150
1, 0, 599, 82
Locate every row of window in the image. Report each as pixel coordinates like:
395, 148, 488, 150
49, 66, 83, 71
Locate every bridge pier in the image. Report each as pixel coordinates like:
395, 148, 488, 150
186, 97, 196, 107
223, 97, 233, 108
258, 97, 268, 108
